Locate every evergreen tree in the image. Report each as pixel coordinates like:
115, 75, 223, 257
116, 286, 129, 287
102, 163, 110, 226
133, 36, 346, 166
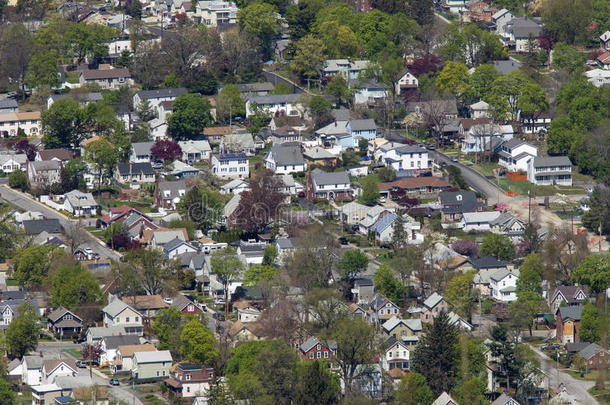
391, 215, 406, 249
294, 361, 340, 405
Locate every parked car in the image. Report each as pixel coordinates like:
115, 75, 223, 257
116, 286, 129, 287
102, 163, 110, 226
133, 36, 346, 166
451, 156, 459, 162
298, 191, 305, 198
73, 335, 87, 344
76, 360, 89, 368
109, 378, 120, 386
339, 236, 348, 245
426, 144, 435, 150
212, 312, 225, 321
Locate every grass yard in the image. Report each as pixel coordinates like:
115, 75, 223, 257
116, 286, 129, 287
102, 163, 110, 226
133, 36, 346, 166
65, 72, 79, 84
498, 179, 585, 197
63, 348, 83, 359
470, 162, 499, 177
588, 385, 610, 404
6, 278, 19, 287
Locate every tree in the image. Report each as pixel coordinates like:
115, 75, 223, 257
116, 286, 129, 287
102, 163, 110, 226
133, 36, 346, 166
245, 102, 272, 135
480, 233, 514, 261
8, 170, 27, 191
290, 35, 327, 82
377, 166, 396, 182
123, 248, 180, 296
14, 139, 37, 161
337, 249, 368, 284
487, 70, 531, 122
582, 185, 610, 236
552, 42, 586, 74
136, 99, 157, 122
0, 378, 16, 404
180, 320, 219, 366
408, 0, 433, 26
294, 361, 340, 405
541, 0, 591, 45
360, 179, 379, 206
153, 307, 191, 357
509, 291, 546, 337
168, 93, 213, 140
12, 244, 59, 288
24, 50, 59, 89
579, 302, 607, 344
244, 264, 280, 287
571, 253, 610, 294
517, 82, 549, 125
49, 265, 103, 310
395, 372, 435, 405
84, 139, 118, 193
6, 302, 39, 358
238, 2, 280, 60
234, 175, 286, 234
263, 244, 278, 266
467, 64, 500, 103
150, 139, 182, 162
0, 24, 34, 97
41, 99, 87, 148
81, 342, 102, 365
177, 186, 223, 232
326, 318, 377, 396
374, 263, 406, 306
216, 84, 246, 124
516, 254, 544, 296
325, 75, 351, 106
309, 96, 333, 127
391, 215, 406, 249
446, 271, 478, 319
451, 239, 479, 256
211, 248, 245, 318
411, 311, 459, 395
435, 62, 469, 100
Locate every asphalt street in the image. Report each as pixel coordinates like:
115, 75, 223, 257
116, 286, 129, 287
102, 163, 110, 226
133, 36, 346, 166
0, 184, 122, 262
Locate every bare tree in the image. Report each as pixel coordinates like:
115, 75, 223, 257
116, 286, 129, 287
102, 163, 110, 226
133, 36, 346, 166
63, 220, 85, 255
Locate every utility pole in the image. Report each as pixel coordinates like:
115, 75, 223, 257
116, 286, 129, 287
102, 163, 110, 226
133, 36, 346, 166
528, 188, 532, 224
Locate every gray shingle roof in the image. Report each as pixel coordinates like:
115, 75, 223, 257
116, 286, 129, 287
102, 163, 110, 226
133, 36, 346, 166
135, 88, 187, 100
23, 219, 62, 234
157, 179, 188, 200
103, 334, 140, 349
247, 93, 300, 105
65, 190, 97, 208
269, 145, 305, 166
132, 141, 154, 156
300, 336, 337, 353
558, 305, 583, 321
103, 299, 140, 318
578, 343, 603, 361
493, 60, 522, 75
532, 156, 571, 168
310, 168, 350, 186
0, 99, 18, 109
350, 118, 377, 131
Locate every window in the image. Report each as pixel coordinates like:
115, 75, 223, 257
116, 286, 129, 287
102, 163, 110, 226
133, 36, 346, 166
188, 305, 194, 312
388, 352, 392, 358
163, 370, 166, 376
157, 371, 160, 377
186, 374, 191, 381
309, 352, 314, 359
187, 387, 190, 393
316, 344, 321, 350
135, 317, 139, 322
126, 317, 130, 323
316, 352, 321, 359
324, 351, 329, 358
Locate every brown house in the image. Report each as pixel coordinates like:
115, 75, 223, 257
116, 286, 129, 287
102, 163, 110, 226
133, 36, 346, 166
203, 126, 232, 143
556, 306, 583, 344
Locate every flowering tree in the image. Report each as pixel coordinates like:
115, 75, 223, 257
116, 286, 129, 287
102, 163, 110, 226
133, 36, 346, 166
14, 139, 37, 161
151, 140, 182, 162
81, 342, 102, 364
451, 239, 479, 256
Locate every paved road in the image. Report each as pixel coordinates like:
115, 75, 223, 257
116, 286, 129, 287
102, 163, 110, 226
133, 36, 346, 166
431, 151, 504, 205
530, 345, 598, 404
0, 184, 122, 261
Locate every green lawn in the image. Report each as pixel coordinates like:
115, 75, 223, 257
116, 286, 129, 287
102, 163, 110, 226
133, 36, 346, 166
63, 348, 83, 359
588, 385, 610, 404
65, 72, 79, 84
6, 278, 18, 287
498, 179, 585, 197
470, 162, 499, 177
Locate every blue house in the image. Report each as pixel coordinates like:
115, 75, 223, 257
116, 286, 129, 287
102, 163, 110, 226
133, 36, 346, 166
347, 119, 377, 142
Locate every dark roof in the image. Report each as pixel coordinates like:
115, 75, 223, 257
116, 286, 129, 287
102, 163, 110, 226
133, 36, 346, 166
310, 168, 350, 186
135, 88, 187, 100
354, 278, 374, 287
247, 93, 300, 105
269, 145, 305, 166
439, 190, 484, 214
532, 156, 571, 168
350, 118, 377, 131
492, 59, 522, 75
566, 342, 592, 353
0, 99, 18, 109
81, 68, 131, 80
23, 219, 62, 234
38, 148, 74, 161
471, 256, 508, 270
103, 334, 140, 349
553, 285, 589, 304
117, 162, 154, 176
214, 153, 247, 161
178, 363, 205, 371
579, 343, 604, 360
507, 17, 542, 38
557, 305, 583, 321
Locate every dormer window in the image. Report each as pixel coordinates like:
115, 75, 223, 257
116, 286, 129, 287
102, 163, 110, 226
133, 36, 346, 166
456, 195, 462, 201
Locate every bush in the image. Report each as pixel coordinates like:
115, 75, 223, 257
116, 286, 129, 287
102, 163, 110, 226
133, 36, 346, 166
8, 170, 27, 191
451, 239, 479, 256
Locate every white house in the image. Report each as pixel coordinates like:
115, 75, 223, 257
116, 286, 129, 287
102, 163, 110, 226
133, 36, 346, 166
107, 36, 131, 56
193, 0, 238, 26
0, 111, 41, 137
163, 238, 198, 259
493, 8, 514, 35
461, 123, 514, 154
352, 81, 388, 105
498, 138, 538, 172
584, 68, 610, 87
63, 190, 99, 216
245, 94, 303, 117
264, 145, 307, 174
130, 142, 155, 163
211, 153, 249, 179
27, 160, 61, 188
237, 306, 261, 323
102, 297, 144, 336
220, 178, 249, 195
133, 88, 188, 110
381, 337, 411, 372
527, 156, 572, 186
369, 213, 423, 245
395, 71, 419, 95
374, 143, 429, 174
150, 118, 169, 141
22, 356, 44, 386
461, 211, 504, 232
322, 59, 370, 80
0, 153, 26, 173
469, 100, 490, 119
307, 169, 352, 201
489, 269, 519, 302
179, 140, 211, 163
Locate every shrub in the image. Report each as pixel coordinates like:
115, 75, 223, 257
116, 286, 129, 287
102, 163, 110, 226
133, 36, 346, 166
451, 239, 480, 256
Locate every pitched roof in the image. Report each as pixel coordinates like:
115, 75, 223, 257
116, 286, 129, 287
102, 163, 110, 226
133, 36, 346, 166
43, 359, 77, 374
81, 68, 131, 80
269, 145, 305, 166
23, 219, 62, 234
558, 305, 583, 321
0, 98, 18, 109
204, 126, 232, 136
492, 393, 520, 405
350, 118, 376, 131
103, 334, 140, 349
492, 59, 522, 75
532, 156, 571, 168
65, 190, 97, 208
38, 148, 73, 161
103, 298, 141, 318
47, 307, 80, 323
423, 292, 444, 309
490, 269, 518, 282
135, 88, 187, 100
134, 350, 172, 363
117, 162, 154, 176
119, 343, 157, 357
303, 147, 336, 160
247, 93, 300, 105
121, 295, 169, 311
578, 343, 604, 360
370, 212, 397, 234
552, 285, 589, 304
132, 141, 154, 156
86, 325, 127, 338
471, 256, 509, 270
310, 168, 350, 186
300, 336, 337, 353
431, 391, 458, 405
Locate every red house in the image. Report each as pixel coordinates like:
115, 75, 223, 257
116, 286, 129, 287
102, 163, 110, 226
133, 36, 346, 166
556, 306, 583, 344
171, 294, 204, 321
299, 337, 337, 361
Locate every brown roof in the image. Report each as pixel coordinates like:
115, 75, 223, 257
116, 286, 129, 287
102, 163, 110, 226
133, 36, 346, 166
598, 51, 610, 63
81, 135, 104, 146
160, 100, 174, 110
273, 115, 304, 127
81, 68, 131, 80
232, 300, 251, 310
228, 320, 266, 338
38, 148, 74, 161
121, 295, 169, 311
387, 368, 406, 379
379, 176, 450, 191
460, 117, 490, 131
44, 358, 77, 374
204, 126, 232, 136
118, 343, 157, 357
73, 386, 108, 401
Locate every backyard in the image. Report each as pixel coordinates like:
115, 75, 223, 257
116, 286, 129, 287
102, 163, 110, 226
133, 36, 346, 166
497, 179, 585, 197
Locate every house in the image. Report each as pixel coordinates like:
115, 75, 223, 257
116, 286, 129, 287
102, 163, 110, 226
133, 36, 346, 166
374, 143, 429, 173
447, 311, 473, 331
132, 350, 173, 381
154, 179, 190, 210
352, 278, 375, 305
203, 126, 232, 144
348, 119, 377, 143
102, 297, 144, 336
395, 70, 419, 96
492, 59, 522, 75
382, 317, 422, 346
520, 111, 552, 134
228, 320, 266, 342
556, 305, 583, 344
498, 139, 538, 172
115, 162, 155, 185
493, 9, 514, 35
210, 153, 249, 179
22, 218, 62, 235
474, 267, 514, 296
601, 31, 610, 50
100, 334, 141, 367
264, 144, 307, 174
307, 169, 352, 201
79, 67, 132, 89
163, 238, 198, 259
86, 325, 128, 344
527, 156, 572, 186
148, 228, 189, 248
422, 292, 449, 323
245, 94, 303, 117
303, 147, 337, 167
270, 115, 306, 132
0, 111, 42, 137
115, 344, 157, 374
382, 336, 411, 372
63, 190, 99, 216
370, 294, 401, 323
352, 81, 388, 105
597, 51, 610, 69
469, 100, 490, 118
107, 35, 131, 56
170, 294, 205, 320
221, 133, 255, 155
47, 92, 103, 109
431, 391, 459, 405
322, 59, 370, 80
42, 359, 77, 384
299, 336, 337, 361
0, 152, 26, 173
237, 306, 261, 323
219, 178, 249, 195
438, 190, 486, 223
22, 356, 44, 386
36, 148, 74, 164
149, 118, 169, 141
504, 17, 543, 52
584, 68, 610, 87
165, 363, 214, 398
271, 125, 302, 144
490, 269, 519, 302
460, 211, 522, 234
179, 140, 211, 163
407, 99, 459, 120
121, 295, 169, 324
27, 160, 61, 188
231, 82, 274, 98
461, 123, 514, 154
133, 88, 188, 109
443, 0, 470, 14
169, 160, 200, 179
130, 142, 155, 163
549, 286, 589, 313
369, 213, 422, 244
0, 98, 18, 113
47, 307, 83, 338
578, 343, 610, 370
193, 0, 237, 26
491, 393, 520, 405
237, 240, 266, 266
464, 0, 497, 23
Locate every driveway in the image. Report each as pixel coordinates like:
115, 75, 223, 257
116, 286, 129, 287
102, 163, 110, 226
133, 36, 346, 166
529, 345, 598, 404
0, 184, 122, 262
